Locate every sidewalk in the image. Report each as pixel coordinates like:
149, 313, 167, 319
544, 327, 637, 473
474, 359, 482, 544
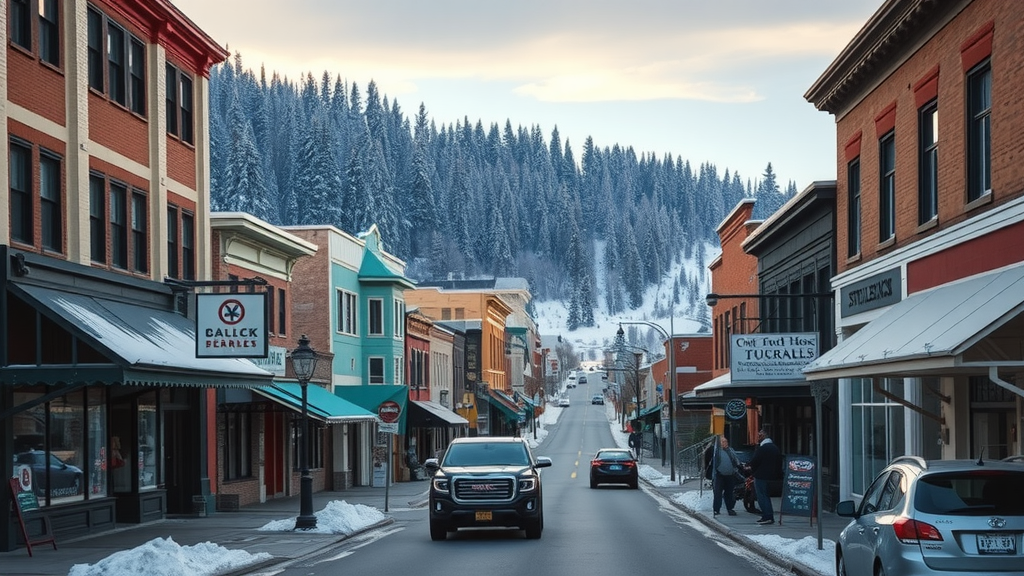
639, 453, 841, 576
1, 465, 841, 576
0, 481, 429, 576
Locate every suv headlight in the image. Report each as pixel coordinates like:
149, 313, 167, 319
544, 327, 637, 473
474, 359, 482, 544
518, 477, 538, 492
432, 477, 450, 493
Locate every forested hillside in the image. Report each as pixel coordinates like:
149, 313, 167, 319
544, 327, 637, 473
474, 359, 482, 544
208, 55, 796, 328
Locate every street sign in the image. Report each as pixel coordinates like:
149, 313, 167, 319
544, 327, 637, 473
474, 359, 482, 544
378, 401, 401, 424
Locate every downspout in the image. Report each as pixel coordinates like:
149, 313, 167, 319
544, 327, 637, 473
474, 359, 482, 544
989, 366, 1024, 399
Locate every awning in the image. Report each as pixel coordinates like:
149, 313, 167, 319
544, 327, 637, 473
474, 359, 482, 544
407, 400, 469, 428
488, 389, 523, 423
688, 371, 809, 401
253, 383, 378, 424
335, 385, 409, 434
632, 403, 663, 421
5, 283, 273, 388
804, 265, 1024, 380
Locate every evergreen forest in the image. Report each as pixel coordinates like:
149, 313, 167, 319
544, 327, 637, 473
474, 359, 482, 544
208, 55, 797, 329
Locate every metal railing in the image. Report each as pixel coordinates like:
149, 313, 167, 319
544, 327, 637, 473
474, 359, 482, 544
677, 437, 716, 487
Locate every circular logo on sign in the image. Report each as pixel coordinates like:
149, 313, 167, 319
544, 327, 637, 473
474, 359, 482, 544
17, 465, 32, 491
378, 400, 401, 423
218, 299, 246, 325
724, 398, 747, 420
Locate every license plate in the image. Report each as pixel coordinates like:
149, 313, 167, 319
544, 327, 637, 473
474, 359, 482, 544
977, 533, 1016, 555
609, 465, 622, 471
475, 511, 492, 522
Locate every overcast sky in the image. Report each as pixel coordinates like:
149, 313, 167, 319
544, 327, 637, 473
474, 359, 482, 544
171, 0, 883, 189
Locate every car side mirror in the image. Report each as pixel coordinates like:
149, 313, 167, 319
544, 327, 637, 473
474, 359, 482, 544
535, 456, 552, 468
424, 458, 439, 474
836, 500, 858, 518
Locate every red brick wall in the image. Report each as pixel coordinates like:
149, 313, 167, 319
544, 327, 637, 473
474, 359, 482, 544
88, 92, 150, 167
835, 1, 1024, 275
6, 46, 66, 126
288, 229, 335, 354
709, 203, 760, 377
166, 137, 197, 189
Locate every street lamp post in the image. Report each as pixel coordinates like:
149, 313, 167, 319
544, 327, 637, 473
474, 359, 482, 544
291, 335, 319, 531
619, 319, 678, 481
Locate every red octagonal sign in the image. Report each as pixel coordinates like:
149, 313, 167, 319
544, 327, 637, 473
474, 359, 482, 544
378, 400, 401, 423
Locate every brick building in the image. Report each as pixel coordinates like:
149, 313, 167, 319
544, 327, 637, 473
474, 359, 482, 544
1, 0, 256, 551
804, 0, 1024, 499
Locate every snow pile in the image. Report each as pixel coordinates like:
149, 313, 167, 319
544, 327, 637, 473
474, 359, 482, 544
257, 499, 386, 533
68, 537, 271, 576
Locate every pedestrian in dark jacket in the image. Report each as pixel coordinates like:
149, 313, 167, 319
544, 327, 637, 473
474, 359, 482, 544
705, 435, 741, 516
746, 428, 781, 525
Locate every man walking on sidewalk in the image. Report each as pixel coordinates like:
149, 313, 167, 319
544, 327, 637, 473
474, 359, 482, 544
746, 428, 781, 525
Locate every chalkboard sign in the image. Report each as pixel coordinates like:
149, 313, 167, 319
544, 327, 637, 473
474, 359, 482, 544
16, 489, 39, 513
780, 455, 816, 521
8, 477, 57, 556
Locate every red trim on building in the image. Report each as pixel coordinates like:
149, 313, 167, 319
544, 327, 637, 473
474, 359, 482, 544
913, 66, 940, 108
961, 20, 994, 72
907, 221, 1024, 293
874, 101, 897, 138
844, 132, 862, 162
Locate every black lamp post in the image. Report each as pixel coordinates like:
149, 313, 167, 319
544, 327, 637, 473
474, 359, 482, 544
291, 335, 318, 530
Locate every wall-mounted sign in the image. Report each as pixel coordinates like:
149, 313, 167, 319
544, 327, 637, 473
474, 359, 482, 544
196, 293, 268, 358
725, 398, 747, 420
840, 267, 902, 318
249, 345, 287, 376
730, 333, 818, 381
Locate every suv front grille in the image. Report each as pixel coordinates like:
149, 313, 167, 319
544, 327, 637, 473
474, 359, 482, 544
453, 476, 515, 502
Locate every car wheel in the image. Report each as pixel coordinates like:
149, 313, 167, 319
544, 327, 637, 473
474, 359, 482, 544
590, 476, 598, 489
429, 520, 448, 541
524, 518, 543, 539
874, 563, 886, 576
836, 551, 848, 576
630, 477, 639, 489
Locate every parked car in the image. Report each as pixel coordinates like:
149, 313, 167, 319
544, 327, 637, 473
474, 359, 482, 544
424, 437, 551, 540
13, 450, 83, 498
590, 448, 638, 489
591, 394, 604, 405
558, 397, 571, 408
835, 456, 1024, 576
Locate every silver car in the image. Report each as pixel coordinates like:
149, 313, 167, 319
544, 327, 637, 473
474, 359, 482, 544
835, 457, 1024, 576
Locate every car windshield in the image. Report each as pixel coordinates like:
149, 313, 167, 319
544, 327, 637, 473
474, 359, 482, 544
443, 443, 530, 467
915, 471, 1024, 515
596, 450, 632, 461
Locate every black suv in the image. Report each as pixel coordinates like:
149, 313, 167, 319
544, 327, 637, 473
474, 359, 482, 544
424, 437, 552, 540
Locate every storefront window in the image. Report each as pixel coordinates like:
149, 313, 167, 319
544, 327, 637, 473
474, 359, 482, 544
139, 392, 158, 489
88, 388, 108, 496
48, 390, 86, 503
110, 401, 133, 493
13, 389, 47, 504
850, 378, 906, 495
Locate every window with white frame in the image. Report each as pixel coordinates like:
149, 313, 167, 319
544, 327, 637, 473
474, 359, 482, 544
338, 290, 358, 335
369, 357, 385, 384
395, 356, 405, 386
393, 299, 405, 340
368, 298, 383, 335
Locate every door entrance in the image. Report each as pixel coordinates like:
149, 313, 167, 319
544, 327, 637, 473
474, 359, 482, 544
163, 398, 200, 514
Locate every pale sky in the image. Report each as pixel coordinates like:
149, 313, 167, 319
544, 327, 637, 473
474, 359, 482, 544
171, 0, 883, 189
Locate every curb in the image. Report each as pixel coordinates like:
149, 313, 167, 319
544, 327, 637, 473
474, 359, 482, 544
217, 517, 396, 576
642, 478, 825, 576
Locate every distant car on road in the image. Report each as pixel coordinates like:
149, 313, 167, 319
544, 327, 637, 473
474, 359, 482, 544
590, 448, 638, 489
579, 376, 588, 384
558, 397, 571, 408
591, 395, 604, 405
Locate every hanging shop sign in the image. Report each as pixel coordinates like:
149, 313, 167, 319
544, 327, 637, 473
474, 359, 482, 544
196, 293, 268, 358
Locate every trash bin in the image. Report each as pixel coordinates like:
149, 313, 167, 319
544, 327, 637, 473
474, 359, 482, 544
192, 495, 207, 517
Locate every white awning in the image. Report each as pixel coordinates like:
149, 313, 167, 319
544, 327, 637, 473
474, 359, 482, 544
690, 371, 809, 399
803, 264, 1024, 380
